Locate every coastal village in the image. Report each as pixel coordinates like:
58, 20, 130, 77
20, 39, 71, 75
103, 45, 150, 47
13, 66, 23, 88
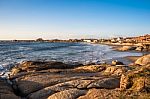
7, 34, 149, 44
2, 34, 149, 52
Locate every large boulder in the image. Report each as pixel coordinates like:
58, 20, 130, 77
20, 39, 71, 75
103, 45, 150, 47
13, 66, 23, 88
0, 78, 20, 99
120, 64, 150, 92
135, 54, 150, 65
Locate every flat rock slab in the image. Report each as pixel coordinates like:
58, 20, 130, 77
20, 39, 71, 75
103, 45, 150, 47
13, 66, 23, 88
14, 73, 80, 96
13, 71, 120, 98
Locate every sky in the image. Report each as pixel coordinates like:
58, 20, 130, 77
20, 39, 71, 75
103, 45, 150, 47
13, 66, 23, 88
0, 0, 150, 40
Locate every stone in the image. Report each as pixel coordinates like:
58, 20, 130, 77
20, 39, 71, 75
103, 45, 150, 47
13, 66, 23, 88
47, 89, 87, 99
120, 64, 150, 92
28, 88, 55, 99
119, 46, 136, 51
10, 61, 80, 75
78, 89, 120, 99
28, 79, 94, 99
75, 65, 106, 72
112, 60, 124, 65
18, 61, 70, 71
13, 73, 78, 96
135, 46, 144, 51
10, 67, 22, 76
104, 66, 128, 76
87, 77, 120, 89
78, 88, 150, 99
135, 54, 150, 65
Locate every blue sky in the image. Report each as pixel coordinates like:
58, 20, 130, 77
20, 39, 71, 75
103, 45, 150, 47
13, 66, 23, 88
0, 0, 150, 40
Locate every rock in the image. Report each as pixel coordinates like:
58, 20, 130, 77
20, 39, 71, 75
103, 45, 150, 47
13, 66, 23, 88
78, 88, 150, 99
13, 73, 78, 96
28, 79, 94, 99
50, 79, 94, 90
87, 77, 120, 89
135, 46, 144, 51
47, 89, 87, 99
78, 89, 120, 99
104, 66, 129, 76
28, 88, 55, 99
112, 60, 124, 65
135, 54, 150, 65
119, 46, 136, 51
11, 61, 77, 75
120, 64, 150, 92
0, 78, 20, 99
20, 61, 70, 71
75, 65, 106, 72
10, 67, 22, 76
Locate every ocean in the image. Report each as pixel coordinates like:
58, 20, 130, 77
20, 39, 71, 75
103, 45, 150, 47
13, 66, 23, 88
0, 42, 143, 73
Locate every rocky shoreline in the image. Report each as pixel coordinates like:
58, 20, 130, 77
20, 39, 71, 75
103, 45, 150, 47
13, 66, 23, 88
0, 53, 150, 99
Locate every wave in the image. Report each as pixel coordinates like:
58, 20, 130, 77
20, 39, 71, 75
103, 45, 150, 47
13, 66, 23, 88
33, 45, 71, 52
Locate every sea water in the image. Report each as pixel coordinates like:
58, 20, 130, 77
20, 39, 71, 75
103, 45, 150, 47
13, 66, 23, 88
0, 42, 143, 73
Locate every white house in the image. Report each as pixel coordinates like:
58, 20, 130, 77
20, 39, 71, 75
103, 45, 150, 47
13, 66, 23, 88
83, 39, 92, 43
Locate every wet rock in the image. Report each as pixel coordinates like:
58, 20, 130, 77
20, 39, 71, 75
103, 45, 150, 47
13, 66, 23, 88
104, 66, 129, 76
112, 60, 124, 65
120, 64, 150, 92
87, 77, 120, 89
47, 89, 87, 99
135, 54, 150, 65
0, 78, 20, 99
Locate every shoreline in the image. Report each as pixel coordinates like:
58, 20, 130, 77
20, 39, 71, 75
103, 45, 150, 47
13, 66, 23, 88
0, 42, 150, 98
0, 42, 149, 71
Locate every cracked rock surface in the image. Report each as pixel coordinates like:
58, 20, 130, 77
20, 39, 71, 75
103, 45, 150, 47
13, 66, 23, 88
1, 58, 150, 99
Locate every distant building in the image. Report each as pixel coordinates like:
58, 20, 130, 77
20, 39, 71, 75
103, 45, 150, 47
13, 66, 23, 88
92, 39, 99, 43
111, 38, 117, 43
83, 39, 92, 43
83, 39, 99, 43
